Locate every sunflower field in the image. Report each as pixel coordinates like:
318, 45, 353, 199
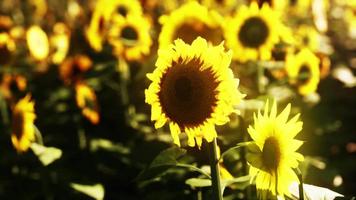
0, 0, 355, 199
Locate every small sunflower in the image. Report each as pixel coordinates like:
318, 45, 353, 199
11, 95, 36, 153
286, 48, 320, 95
85, 0, 116, 52
158, 1, 224, 49
110, 0, 142, 18
0, 33, 16, 65
0, 74, 27, 100
75, 82, 100, 124
26, 25, 49, 61
59, 55, 92, 85
295, 25, 320, 52
224, 2, 282, 62
0, 15, 13, 33
145, 37, 244, 148
246, 100, 304, 199
108, 14, 152, 61
50, 23, 70, 64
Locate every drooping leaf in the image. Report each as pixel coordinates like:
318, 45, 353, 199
30, 143, 62, 166
70, 183, 104, 200
289, 182, 343, 200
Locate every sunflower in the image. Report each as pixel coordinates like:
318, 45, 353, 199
26, 25, 49, 61
108, 14, 152, 61
224, 2, 282, 62
50, 23, 70, 64
295, 25, 319, 52
201, 0, 237, 13
286, 48, 320, 95
59, 55, 92, 85
0, 33, 16, 65
0, 74, 27, 100
110, 0, 142, 18
0, 15, 13, 33
158, 1, 224, 49
75, 82, 100, 124
85, 0, 116, 52
11, 95, 36, 153
246, 100, 304, 199
145, 37, 244, 148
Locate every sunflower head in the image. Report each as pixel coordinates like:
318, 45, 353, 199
111, 0, 142, 18
0, 15, 13, 33
0, 74, 27, 100
59, 55, 92, 85
145, 37, 244, 148
26, 25, 49, 61
11, 95, 36, 153
50, 23, 70, 64
295, 25, 319, 51
224, 2, 283, 62
286, 48, 320, 95
158, 1, 224, 49
0, 33, 16, 65
108, 14, 152, 61
246, 100, 304, 198
75, 82, 100, 124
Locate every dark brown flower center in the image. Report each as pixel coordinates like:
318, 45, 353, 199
121, 26, 138, 41
262, 136, 280, 172
297, 64, 311, 85
117, 5, 128, 17
173, 20, 223, 45
12, 111, 25, 140
158, 57, 219, 129
238, 16, 269, 48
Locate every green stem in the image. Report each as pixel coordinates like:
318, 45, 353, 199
293, 168, 304, 200
257, 61, 265, 94
208, 138, 223, 200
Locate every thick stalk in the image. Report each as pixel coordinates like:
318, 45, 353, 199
208, 138, 223, 200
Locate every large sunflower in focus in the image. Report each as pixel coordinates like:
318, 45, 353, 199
224, 2, 282, 62
11, 95, 36, 152
145, 37, 244, 148
246, 100, 304, 199
286, 48, 320, 96
158, 1, 224, 48
108, 14, 152, 61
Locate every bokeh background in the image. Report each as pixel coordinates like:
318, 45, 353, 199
0, 0, 355, 199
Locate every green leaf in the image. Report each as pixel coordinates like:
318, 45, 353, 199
136, 147, 187, 181
90, 138, 130, 155
70, 183, 104, 200
185, 178, 212, 188
30, 143, 62, 166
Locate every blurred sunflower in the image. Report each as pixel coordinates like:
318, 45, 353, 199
158, 1, 224, 48
246, 100, 304, 199
86, 0, 116, 52
29, 0, 47, 19
224, 2, 282, 62
345, 7, 356, 38
50, 23, 70, 64
273, 0, 311, 15
0, 15, 13, 33
145, 37, 244, 148
0, 74, 27, 100
108, 14, 152, 61
75, 82, 100, 124
26, 25, 49, 61
111, 0, 142, 18
0, 33, 16, 65
316, 52, 330, 79
286, 48, 320, 95
295, 25, 319, 52
59, 55, 92, 85
11, 95, 36, 153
